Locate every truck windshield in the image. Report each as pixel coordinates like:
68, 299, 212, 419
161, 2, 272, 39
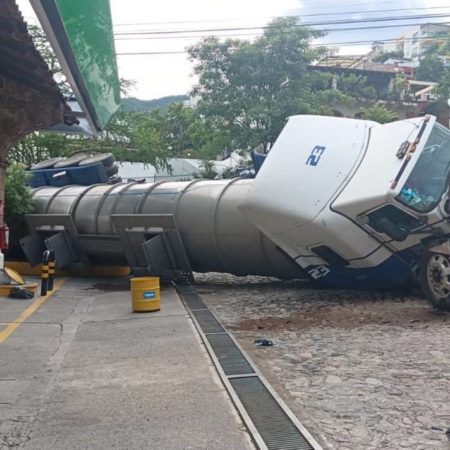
397, 123, 450, 213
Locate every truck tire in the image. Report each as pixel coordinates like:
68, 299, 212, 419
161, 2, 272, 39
419, 250, 450, 312
105, 163, 119, 177
54, 153, 89, 168
79, 153, 115, 167
30, 157, 66, 171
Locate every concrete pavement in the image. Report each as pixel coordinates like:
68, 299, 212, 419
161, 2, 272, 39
0, 277, 254, 449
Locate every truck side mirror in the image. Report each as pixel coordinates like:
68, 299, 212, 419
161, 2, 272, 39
372, 217, 408, 241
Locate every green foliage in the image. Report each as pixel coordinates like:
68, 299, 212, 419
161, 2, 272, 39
9, 111, 171, 171
90, 110, 173, 170
437, 74, 450, 105
189, 18, 334, 152
28, 24, 71, 96
9, 132, 69, 167
188, 17, 373, 153
360, 105, 398, 124
416, 54, 447, 83
415, 31, 450, 104
334, 74, 377, 100
9, 101, 228, 171
195, 159, 218, 179
388, 75, 408, 101
437, 33, 450, 56
372, 51, 404, 63
5, 165, 34, 245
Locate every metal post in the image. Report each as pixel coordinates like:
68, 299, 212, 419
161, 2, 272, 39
48, 250, 55, 291
41, 250, 50, 296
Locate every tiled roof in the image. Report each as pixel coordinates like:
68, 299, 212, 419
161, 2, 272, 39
0, 0, 77, 159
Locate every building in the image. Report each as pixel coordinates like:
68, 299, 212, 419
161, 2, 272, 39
382, 23, 450, 60
312, 55, 400, 99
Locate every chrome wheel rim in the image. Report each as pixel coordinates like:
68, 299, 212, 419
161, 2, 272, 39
427, 254, 450, 299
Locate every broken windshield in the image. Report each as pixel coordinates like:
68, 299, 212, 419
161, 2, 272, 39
397, 123, 450, 213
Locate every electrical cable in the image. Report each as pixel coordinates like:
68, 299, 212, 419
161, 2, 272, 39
115, 28, 450, 43
113, 5, 450, 28
114, 13, 450, 36
115, 22, 450, 55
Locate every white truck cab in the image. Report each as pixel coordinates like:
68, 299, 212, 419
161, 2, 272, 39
240, 114, 450, 311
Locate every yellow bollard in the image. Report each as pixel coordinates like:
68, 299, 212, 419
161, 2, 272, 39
130, 277, 160, 312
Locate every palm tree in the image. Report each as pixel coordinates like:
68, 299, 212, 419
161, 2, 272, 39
360, 105, 398, 124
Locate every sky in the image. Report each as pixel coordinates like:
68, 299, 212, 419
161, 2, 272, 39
16, 0, 450, 100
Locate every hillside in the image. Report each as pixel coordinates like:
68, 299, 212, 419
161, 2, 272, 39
122, 95, 189, 112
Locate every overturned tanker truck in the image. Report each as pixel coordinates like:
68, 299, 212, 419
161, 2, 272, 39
22, 115, 450, 310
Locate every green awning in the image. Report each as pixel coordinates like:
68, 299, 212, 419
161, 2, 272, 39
30, 0, 121, 132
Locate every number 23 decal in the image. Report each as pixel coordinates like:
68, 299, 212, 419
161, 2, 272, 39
305, 145, 326, 167
308, 266, 330, 279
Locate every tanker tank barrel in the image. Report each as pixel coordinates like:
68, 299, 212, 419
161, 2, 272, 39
26, 179, 304, 280
22, 114, 450, 311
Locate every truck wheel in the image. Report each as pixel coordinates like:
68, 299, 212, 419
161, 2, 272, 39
30, 157, 66, 170
419, 251, 450, 312
105, 163, 118, 177
53, 152, 89, 168
79, 153, 115, 167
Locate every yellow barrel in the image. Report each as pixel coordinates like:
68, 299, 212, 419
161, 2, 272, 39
130, 277, 160, 312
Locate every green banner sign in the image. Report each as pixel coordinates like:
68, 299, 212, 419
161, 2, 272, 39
31, 0, 121, 131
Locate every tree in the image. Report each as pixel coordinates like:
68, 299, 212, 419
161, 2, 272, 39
437, 32, 450, 56
388, 75, 408, 101
28, 24, 71, 96
195, 160, 218, 180
9, 133, 68, 167
372, 50, 404, 64
8, 110, 173, 171
4, 165, 34, 248
415, 54, 447, 83
334, 74, 377, 100
189, 17, 344, 153
414, 31, 450, 104
360, 105, 398, 124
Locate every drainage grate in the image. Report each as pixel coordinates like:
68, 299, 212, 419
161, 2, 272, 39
191, 309, 225, 334
231, 377, 314, 450
176, 284, 198, 295
176, 284, 322, 450
181, 293, 207, 310
206, 333, 255, 376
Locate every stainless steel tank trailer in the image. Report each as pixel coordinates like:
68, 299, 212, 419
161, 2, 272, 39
21, 114, 450, 311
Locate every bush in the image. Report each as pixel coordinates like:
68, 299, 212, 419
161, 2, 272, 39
5, 165, 34, 248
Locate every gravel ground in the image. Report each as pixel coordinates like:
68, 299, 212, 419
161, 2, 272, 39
194, 273, 450, 450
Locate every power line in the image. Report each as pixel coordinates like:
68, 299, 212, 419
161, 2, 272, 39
115, 27, 450, 56
113, 5, 450, 28
114, 13, 450, 36
115, 24, 450, 42
115, 20, 450, 55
